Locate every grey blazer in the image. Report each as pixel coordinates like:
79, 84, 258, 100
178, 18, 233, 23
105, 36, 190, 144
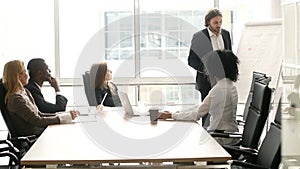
6, 88, 60, 136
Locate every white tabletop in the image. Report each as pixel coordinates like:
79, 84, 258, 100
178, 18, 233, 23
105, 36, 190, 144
21, 107, 231, 165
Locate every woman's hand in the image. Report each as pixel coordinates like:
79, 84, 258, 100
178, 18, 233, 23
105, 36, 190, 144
69, 110, 79, 120
96, 104, 104, 112
158, 111, 172, 119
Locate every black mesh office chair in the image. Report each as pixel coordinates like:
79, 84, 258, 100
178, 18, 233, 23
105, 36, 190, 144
0, 80, 37, 159
239, 80, 272, 148
237, 71, 271, 125
209, 80, 272, 158
273, 93, 282, 127
231, 92, 281, 168
230, 121, 281, 169
82, 71, 97, 106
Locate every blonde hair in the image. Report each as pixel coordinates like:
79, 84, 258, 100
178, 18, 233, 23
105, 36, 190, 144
89, 62, 116, 95
3, 60, 25, 103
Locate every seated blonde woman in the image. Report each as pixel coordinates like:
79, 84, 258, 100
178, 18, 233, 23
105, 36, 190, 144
3, 60, 78, 136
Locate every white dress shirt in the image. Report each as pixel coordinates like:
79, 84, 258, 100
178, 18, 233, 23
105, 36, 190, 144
207, 28, 225, 50
172, 78, 240, 145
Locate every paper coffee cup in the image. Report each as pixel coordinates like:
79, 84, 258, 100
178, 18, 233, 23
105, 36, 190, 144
149, 108, 159, 123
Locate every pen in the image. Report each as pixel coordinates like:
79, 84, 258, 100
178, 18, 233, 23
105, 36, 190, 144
100, 93, 108, 106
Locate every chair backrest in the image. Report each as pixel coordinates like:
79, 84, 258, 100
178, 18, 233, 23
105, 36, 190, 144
82, 71, 97, 106
256, 122, 281, 169
241, 80, 272, 149
270, 87, 282, 127
274, 97, 281, 126
243, 71, 271, 121
0, 81, 19, 138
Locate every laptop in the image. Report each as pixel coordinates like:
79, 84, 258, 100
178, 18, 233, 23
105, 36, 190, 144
119, 91, 149, 116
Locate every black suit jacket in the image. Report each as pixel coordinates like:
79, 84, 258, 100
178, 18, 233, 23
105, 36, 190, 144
24, 79, 68, 113
188, 28, 232, 100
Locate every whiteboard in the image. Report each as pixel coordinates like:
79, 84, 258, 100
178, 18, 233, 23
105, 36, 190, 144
236, 20, 283, 102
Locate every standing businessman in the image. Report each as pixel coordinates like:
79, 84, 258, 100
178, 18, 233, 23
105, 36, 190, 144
188, 8, 232, 128
25, 58, 68, 113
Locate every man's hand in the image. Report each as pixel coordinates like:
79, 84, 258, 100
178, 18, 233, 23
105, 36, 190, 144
48, 77, 60, 92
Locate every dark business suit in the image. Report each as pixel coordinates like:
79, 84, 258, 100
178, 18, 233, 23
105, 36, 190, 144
25, 79, 68, 113
188, 28, 232, 127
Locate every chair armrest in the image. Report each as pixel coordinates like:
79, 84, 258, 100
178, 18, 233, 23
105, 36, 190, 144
223, 145, 258, 155
9, 135, 37, 157
230, 160, 269, 169
239, 146, 259, 153
208, 131, 242, 138
10, 135, 37, 146
207, 130, 241, 135
209, 132, 231, 138
223, 145, 258, 161
237, 119, 245, 125
19, 135, 37, 144
207, 129, 225, 133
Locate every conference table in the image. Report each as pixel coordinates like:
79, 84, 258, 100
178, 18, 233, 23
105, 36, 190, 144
21, 106, 231, 168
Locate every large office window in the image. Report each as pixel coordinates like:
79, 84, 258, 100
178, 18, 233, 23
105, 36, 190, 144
0, 0, 54, 76
59, 0, 214, 105
0, 0, 278, 106
58, 0, 134, 79
281, 1, 300, 102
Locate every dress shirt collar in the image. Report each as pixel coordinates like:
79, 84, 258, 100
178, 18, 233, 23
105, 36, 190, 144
34, 81, 42, 91
207, 27, 222, 37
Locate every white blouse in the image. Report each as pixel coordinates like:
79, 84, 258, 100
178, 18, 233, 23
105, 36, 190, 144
172, 78, 240, 145
207, 27, 225, 50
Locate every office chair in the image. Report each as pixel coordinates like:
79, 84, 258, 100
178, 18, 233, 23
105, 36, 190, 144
0, 80, 37, 159
82, 71, 97, 106
209, 80, 272, 158
229, 86, 281, 166
273, 96, 281, 126
230, 121, 281, 169
0, 139, 20, 168
237, 71, 271, 125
